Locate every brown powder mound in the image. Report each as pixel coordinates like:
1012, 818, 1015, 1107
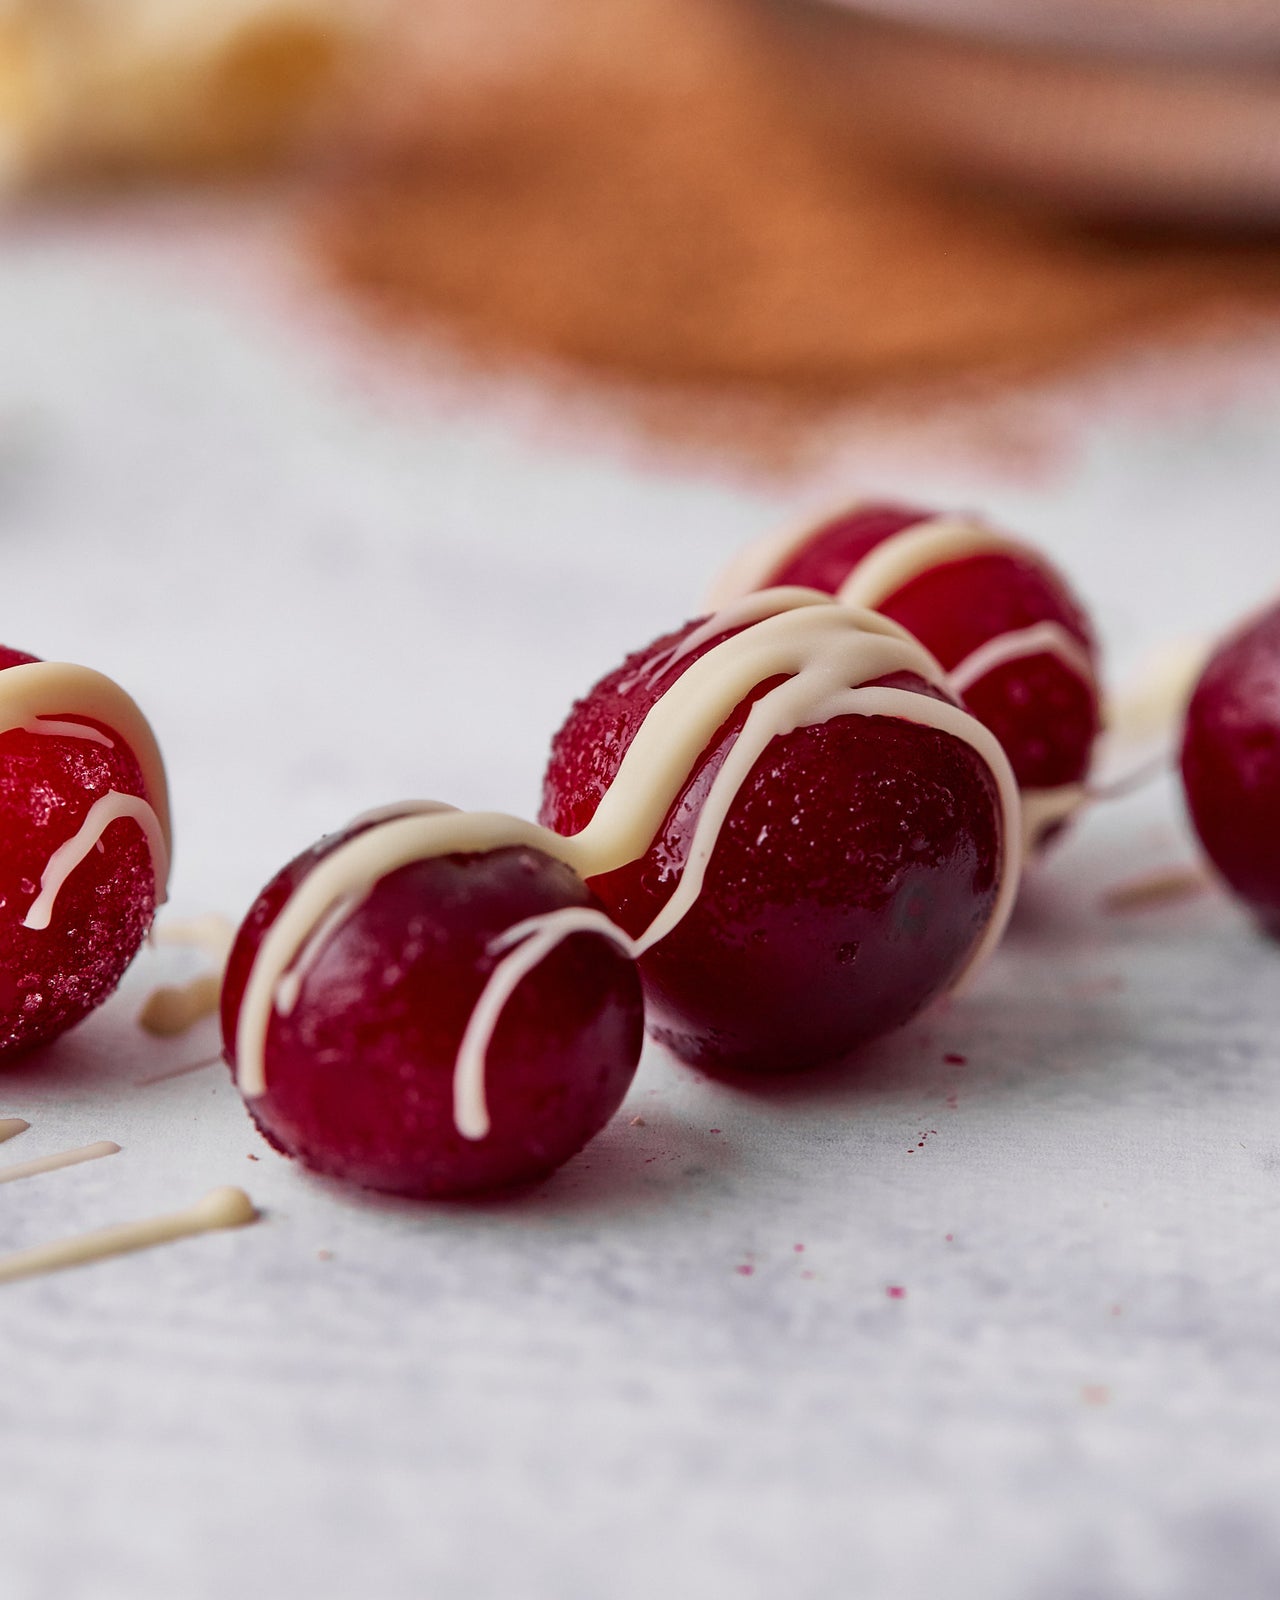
314, 0, 1280, 413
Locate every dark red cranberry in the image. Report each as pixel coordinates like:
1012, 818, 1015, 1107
221, 811, 644, 1198
1181, 605, 1280, 935
722, 503, 1102, 818
0, 648, 166, 1057
540, 605, 1013, 1074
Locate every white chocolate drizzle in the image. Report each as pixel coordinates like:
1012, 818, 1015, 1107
235, 594, 1020, 1138
0, 662, 172, 926
23, 792, 169, 931
712, 511, 1101, 838
0, 1117, 30, 1145
949, 621, 1096, 698
830, 517, 1023, 611
454, 907, 637, 1139
0, 1139, 120, 1186
0, 1186, 257, 1287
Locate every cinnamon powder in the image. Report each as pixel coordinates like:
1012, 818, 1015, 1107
314, 0, 1280, 428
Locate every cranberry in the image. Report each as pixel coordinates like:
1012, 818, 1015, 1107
540, 596, 1018, 1074
221, 807, 644, 1197
713, 502, 1102, 844
1181, 604, 1280, 934
0, 648, 169, 1056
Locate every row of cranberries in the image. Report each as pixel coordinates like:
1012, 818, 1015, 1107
2, 503, 1276, 1198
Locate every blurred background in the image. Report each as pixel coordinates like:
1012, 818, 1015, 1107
3, 0, 1279, 462
5, 11, 1280, 1600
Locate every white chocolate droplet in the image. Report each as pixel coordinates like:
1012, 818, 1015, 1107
0, 1186, 257, 1287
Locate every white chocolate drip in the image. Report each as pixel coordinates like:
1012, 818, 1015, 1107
0, 1117, 30, 1144
23, 791, 169, 930
0, 662, 172, 927
0, 1139, 120, 1186
949, 621, 1095, 697
712, 511, 1101, 840
137, 973, 223, 1037
454, 906, 637, 1140
274, 891, 366, 1018
0, 1186, 256, 1287
236, 594, 1020, 1136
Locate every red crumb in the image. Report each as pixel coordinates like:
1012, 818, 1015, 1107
1081, 1384, 1110, 1406
709, 1128, 722, 1135
945, 1233, 954, 1242
317, 1249, 333, 1262
944, 1052, 967, 1065
794, 1243, 805, 1253
1110, 1304, 1123, 1317
736, 1263, 755, 1276
886, 1285, 907, 1299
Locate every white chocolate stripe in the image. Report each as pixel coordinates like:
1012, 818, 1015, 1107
949, 621, 1095, 696
23, 791, 169, 931
0, 1187, 256, 1287
832, 517, 1024, 610
455, 907, 637, 1140
0, 662, 171, 852
274, 891, 367, 1018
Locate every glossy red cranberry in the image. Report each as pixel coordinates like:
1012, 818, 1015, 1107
540, 606, 1012, 1074
0, 648, 165, 1058
221, 811, 644, 1198
1181, 605, 1280, 935
722, 503, 1101, 820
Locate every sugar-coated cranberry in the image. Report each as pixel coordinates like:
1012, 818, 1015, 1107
713, 502, 1102, 843
540, 597, 1017, 1074
0, 648, 169, 1057
1181, 604, 1280, 935
221, 807, 645, 1198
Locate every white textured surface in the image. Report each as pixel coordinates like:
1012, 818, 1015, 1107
2, 201, 1280, 1600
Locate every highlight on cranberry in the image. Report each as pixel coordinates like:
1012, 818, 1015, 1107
220, 804, 645, 1198
1180, 603, 1280, 935
0, 645, 170, 1057
540, 591, 1021, 1075
710, 501, 1102, 850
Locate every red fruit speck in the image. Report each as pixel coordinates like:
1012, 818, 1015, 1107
886, 1285, 907, 1299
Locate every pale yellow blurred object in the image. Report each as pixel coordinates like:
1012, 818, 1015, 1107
0, 0, 375, 187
